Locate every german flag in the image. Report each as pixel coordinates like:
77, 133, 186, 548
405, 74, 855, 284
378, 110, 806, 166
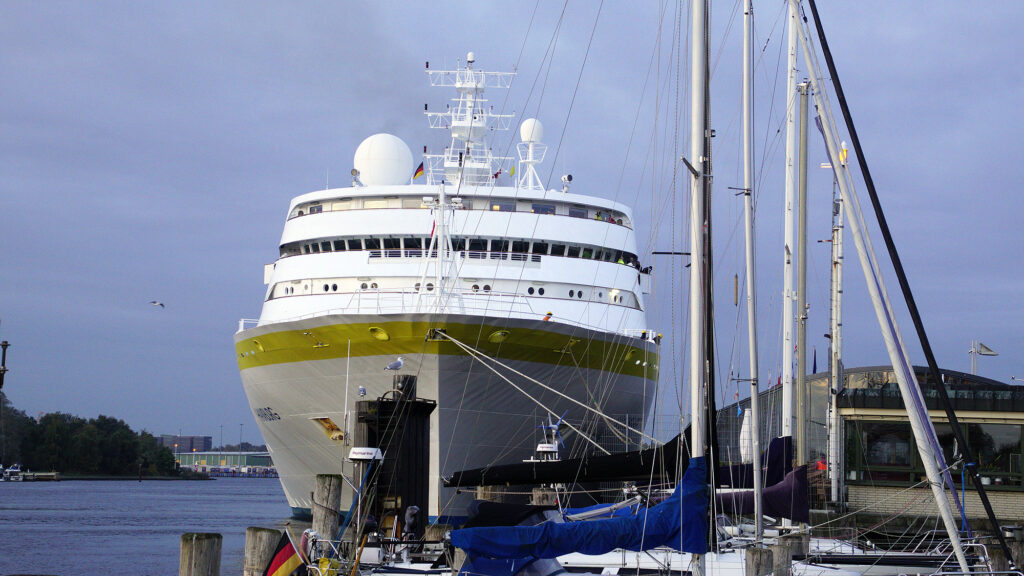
413, 161, 425, 179
263, 533, 304, 576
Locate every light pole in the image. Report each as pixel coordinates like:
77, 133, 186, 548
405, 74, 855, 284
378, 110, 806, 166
219, 424, 223, 467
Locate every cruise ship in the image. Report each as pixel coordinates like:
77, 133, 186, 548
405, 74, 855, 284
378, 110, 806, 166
234, 53, 660, 521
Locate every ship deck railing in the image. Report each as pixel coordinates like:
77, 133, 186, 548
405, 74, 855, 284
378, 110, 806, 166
239, 289, 655, 340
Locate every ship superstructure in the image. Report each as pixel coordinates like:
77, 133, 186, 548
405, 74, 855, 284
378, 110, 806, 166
235, 53, 659, 521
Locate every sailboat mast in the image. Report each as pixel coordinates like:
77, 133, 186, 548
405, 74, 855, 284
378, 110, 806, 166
795, 81, 810, 468
688, 0, 711, 568
789, 4, 970, 569
780, 0, 799, 440
741, 0, 763, 542
828, 171, 845, 504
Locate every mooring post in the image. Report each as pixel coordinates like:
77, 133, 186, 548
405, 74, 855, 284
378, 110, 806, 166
179, 532, 221, 576
313, 474, 345, 552
243, 527, 282, 576
744, 546, 773, 576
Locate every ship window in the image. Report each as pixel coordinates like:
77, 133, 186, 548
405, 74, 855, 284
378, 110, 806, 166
347, 239, 363, 250
371, 282, 378, 289
550, 244, 566, 256
483, 284, 491, 291
332, 284, 338, 291
469, 238, 487, 252
567, 246, 580, 258
303, 244, 311, 254
311, 243, 321, 253
569, 206, 588, 219
323, 284, 329, 292
333, 240, 346, 251
402, 198, 424, 208
332, 200, 351, 211
309, 204, 323, 214
452, 238, 466, 251
511, 240, 529, 253
491, 200, 515, 212
531, 203, 556, 215
364, 199, 388, 209
492, 240, 510, 252
364, 238, 381, 250
578, 291, 584, 299
360, 283, 368, 289
415, 283, 421, 291
581, 248, 593, 259
383, 238, 400, 249
532, 242, 548, 254
426, 283, 434, 291
538, 287, 545, 295
472, 284, 479, 292
527, 287, 535, 295
297, 210, 304, 217
569, 290, 575, 297
320, 241, 332, 252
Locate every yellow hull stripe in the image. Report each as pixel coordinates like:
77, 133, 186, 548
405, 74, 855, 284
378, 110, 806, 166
235, 320, 658, 378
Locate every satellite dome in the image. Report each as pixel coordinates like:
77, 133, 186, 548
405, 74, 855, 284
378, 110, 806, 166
520, 118, 544, 143
353, 134, 414, 186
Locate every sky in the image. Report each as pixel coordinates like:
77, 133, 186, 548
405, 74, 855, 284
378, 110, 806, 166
1, 2, 1021, 445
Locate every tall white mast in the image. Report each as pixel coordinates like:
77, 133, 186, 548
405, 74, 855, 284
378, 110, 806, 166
790, 9, 970, 570
688, 0, 710, 571
741, 0, 763, 541
780, 0, 799, 439
828, 165, 845, 504
795, 81, 810, 468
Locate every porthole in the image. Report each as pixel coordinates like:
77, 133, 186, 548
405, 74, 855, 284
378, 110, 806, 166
323, 284, 329, 292
599, 292, 603, 298
415, 283, 421, 291
426, 283, 434, 291
331, 284, 338, 291
360, 283, 368, 290
371, 282, 378, 289
527, 287, 535, 295
578, 291, 584, 299
569, 290, 575, 298
538, 287, 545, 296
472, 284, 479, 292
483, 284, 491, 292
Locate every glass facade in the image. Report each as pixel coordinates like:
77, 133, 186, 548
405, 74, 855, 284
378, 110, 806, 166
846, 420, 1024, 487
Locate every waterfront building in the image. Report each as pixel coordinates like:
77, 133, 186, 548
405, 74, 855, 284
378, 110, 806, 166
159, 435, 212, 454
717, 365, 1024, 522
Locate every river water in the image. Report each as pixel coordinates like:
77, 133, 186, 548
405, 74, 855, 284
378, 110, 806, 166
0, 477, 299, 575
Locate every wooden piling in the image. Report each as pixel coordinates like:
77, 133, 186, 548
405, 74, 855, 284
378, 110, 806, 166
243, 527, 282, 576
313, 474, 345, 543
179, 532, 221, 576
770, 541, 793, 576
744, 546, 773, 576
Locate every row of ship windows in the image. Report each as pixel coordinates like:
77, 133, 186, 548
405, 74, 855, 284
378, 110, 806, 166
290, 197, 632, 228
282, 236, 641, 268
269, 279, 639, 308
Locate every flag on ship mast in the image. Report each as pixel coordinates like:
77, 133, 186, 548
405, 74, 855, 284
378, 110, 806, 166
413, 162, 425, 179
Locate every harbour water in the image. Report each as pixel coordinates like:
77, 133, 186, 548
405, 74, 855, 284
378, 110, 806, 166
0, 477, 296, 575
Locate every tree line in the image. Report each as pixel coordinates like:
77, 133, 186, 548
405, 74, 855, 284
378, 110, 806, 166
1, 393, 177, 476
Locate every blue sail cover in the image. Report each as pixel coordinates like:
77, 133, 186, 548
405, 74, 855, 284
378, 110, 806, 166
451, 457, 707, 575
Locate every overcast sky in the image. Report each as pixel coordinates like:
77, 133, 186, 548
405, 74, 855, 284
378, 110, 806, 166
1, 2, 1021, 444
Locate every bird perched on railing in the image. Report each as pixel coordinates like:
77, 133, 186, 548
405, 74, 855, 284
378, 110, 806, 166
384, 357, 404, 371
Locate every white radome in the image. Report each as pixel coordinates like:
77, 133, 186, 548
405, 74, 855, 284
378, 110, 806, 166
353, 133, 414, 186
520, 118, 543, 143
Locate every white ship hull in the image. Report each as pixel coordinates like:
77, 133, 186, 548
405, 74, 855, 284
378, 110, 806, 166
236, 312, 658, 521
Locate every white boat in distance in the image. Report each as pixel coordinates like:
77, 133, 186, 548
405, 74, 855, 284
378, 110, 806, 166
235, 53, 659, 521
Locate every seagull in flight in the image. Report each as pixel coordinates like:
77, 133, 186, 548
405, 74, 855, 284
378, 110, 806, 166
384, 357, 404, 371
149, 301, 165, 308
